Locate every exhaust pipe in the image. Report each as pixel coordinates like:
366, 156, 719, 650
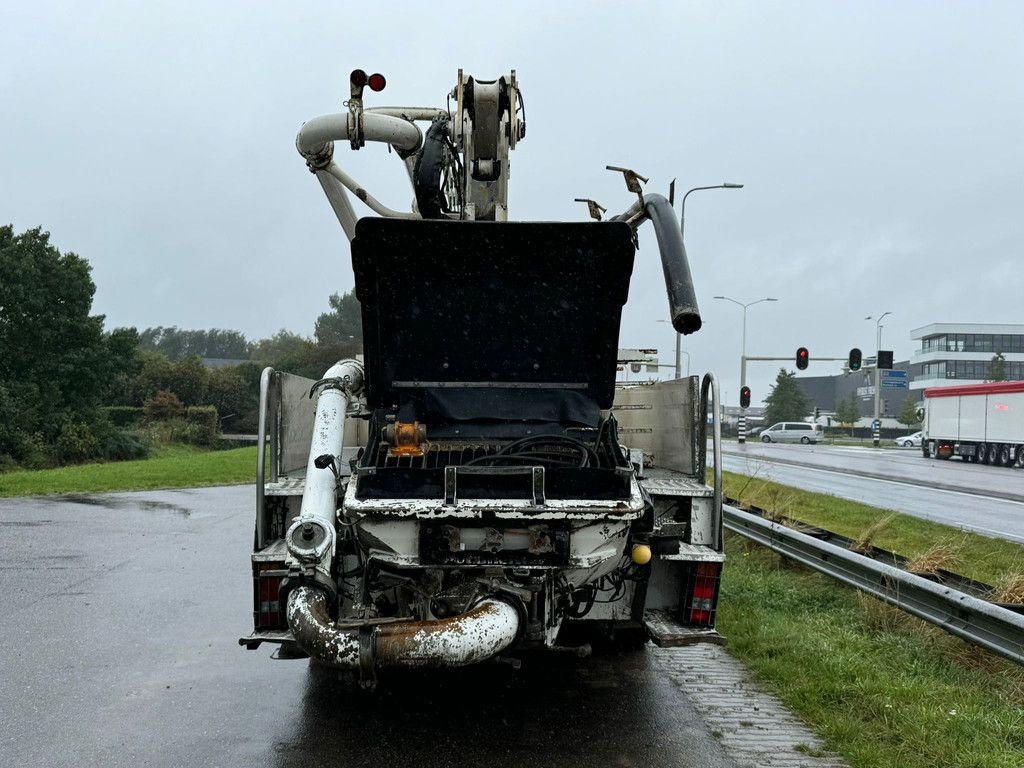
287, 587, 521, 670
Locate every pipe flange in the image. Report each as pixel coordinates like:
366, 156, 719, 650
286, 518, 334, 562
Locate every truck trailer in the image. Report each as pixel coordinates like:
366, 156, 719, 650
238, 69, 726, 685
923, 380, 1024, 466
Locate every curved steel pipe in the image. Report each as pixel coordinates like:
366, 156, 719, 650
644, 193, 702, 335
612, 193, 702, 335
286, 587, 521, 669
296, 112, 423, 159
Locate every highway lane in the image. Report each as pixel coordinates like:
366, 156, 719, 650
720, 447, 1024, 544
724, 441, 1024, 500
0, 486, 843, 768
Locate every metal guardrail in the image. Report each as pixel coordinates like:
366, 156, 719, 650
723, 504, 1024, 665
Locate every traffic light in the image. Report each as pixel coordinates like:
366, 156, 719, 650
740, 386, 751, 408
848, 348, 862, 371
814, 407, 820, 419
796, 347, 809, 370
877, 350, 894, 370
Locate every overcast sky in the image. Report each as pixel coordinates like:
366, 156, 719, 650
3, 1, 1022, 404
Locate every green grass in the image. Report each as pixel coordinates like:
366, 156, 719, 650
722, 470, 1024, 587
719, 537, 1024, 768
0, 445, 261, 497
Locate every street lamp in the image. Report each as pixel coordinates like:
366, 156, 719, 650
714, 295, 778, 443
680, 183, 744, 240
865, 312, 892, 446
657, 320, 691, 378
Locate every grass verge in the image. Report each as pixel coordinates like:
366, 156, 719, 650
722, 469, 1024, 587
719, 536, 1024, 767
0, 445, 261, 497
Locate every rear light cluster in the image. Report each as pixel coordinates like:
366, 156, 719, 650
253, 561, 288, 630
682, 562, 721, 627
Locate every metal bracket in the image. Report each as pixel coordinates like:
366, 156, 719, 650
574, 198, 607, 221
606, 165, 649, 208
531, 466, 546, 506
444, 465, 458, 506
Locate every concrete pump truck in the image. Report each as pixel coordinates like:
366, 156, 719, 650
239, 69, 725, 686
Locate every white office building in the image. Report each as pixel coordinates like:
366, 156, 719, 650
909, 323, 1024, 391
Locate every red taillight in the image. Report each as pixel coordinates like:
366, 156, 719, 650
687, 562, 721, 626
350, 69, 368, 88
254, 562, 287, 630
367, 72, 387, 92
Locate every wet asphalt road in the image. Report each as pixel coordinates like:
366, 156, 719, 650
720, 442, 1024, 543
0, 485, 736, 768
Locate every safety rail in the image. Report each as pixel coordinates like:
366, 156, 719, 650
699, 372, 723, 549
723, 504, 1024, 665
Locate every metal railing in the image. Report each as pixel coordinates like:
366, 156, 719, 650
723, 504, 1024, 665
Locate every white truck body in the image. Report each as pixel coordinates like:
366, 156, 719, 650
923, 381, 1024, 465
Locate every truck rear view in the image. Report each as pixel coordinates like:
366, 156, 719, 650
923, 381, 1024, 466
239, 70, 726, 684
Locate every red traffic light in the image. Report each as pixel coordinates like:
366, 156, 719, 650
796, 347, 809, 370
740, 386, 751, 408
367, 72, 387, 92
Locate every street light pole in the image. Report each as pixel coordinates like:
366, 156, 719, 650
866, 311, 892, 447
680, 183, 744, 241
674, 182, 743, 383
714, 295, 778, 444
657, 320, 692, 378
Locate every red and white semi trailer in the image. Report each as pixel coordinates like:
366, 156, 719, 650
923, 381, 1024, 466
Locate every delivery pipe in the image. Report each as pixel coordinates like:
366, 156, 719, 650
284, 360, 364, 584
286, 587, 522, 669
296, 112, 422, 160
613, 193, 702, 335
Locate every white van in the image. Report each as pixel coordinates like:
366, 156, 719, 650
759, 422, 823, 444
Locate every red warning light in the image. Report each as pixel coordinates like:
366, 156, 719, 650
350, 69, 368, 88
367, 72, 387, 92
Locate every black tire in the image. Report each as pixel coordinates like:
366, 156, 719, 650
761, 435, 771, 443
999, 445, 1011, 467
988, 443, 999, 465
980, 443, 989, 464
800, 436, 810, 444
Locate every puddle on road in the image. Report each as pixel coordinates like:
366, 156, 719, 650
57, 495, 192, 517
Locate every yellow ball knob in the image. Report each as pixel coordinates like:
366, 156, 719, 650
631, 544, 652, 565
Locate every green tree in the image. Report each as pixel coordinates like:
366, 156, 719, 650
0, 226, 113, 460
897, 395, 921, 430
139, 326, 249, 360
834, 393, 861, 436
989, 352, 1007, 382
314, 290, 363, 347
764, 368, 811, 425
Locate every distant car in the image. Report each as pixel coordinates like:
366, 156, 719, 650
759, 422, 823, 444
894, 431, 923, 448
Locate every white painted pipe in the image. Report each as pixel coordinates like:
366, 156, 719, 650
295, 112, 422, 158
286, 587, 521, 669
314, 170, 358, 240
285, 360, 364, 576
321, 162, 419, 220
